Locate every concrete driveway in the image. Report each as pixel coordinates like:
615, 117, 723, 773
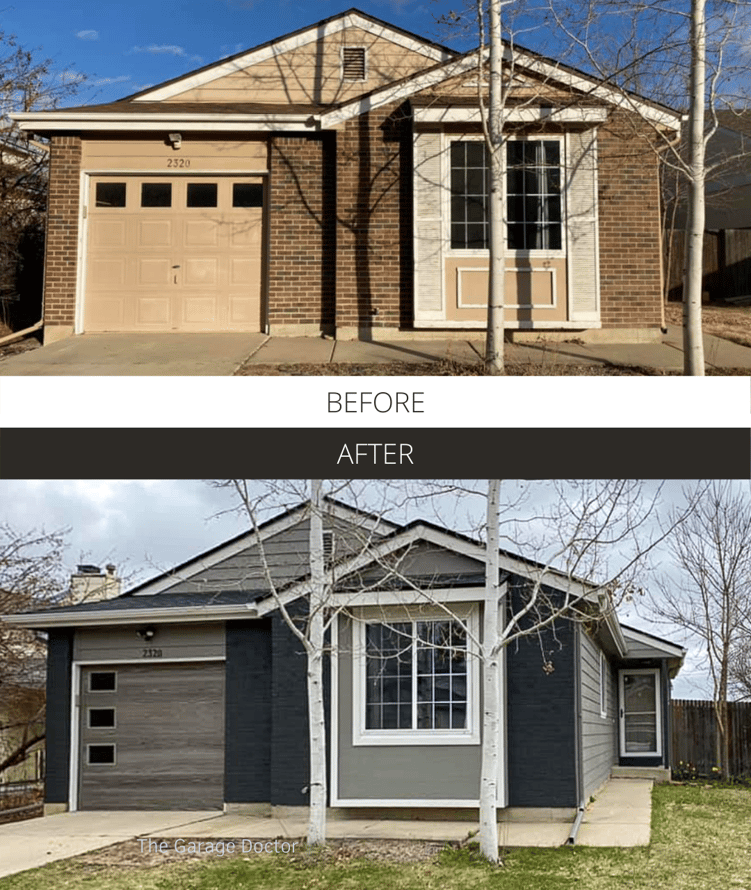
0, 333, 269, 376
0, 779, 653, 878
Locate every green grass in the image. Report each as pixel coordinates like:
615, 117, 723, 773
3, 785, 751, 890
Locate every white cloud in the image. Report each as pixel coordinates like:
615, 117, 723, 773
76, 29, 99, 40
92, 75, 131, 87
131, 44, 189, 56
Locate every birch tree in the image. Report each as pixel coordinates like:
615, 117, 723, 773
652, 481, 751, 777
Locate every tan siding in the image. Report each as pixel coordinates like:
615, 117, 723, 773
81, 138, 268, 173
580, 628, 616, 799
168, 28, 438, 105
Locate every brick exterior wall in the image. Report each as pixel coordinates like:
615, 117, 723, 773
597, 114, 664, 329
335, 102, 412, 331
267, 134, 336, 332
43, 136, 81, 330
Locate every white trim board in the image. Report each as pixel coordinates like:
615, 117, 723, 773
134, 13, 454, 102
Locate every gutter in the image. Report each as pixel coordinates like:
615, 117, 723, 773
0, 319, 43, 348
2, 602, 259, 628
565, 802, 587, 845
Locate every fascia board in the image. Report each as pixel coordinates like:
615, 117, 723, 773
414, 106, 608, 124
2, 604, 258, 629
11, 113, 318, 133
622, 625, 685, 659
323, 43, 681, 130
135, 13, 453, 103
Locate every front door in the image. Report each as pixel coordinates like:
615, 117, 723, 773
619, 669, 661, 758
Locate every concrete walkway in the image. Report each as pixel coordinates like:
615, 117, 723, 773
0, 326, 749, 374
0, 779, 653, 878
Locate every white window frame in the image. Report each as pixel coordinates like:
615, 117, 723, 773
599, 651, 607, 718
618, 668, 662, 758
352, 605, 480, 746
443, 133, 567, 262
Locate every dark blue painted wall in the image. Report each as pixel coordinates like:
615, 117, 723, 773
506, 583, 578, 808
45, 629, 73, 804
225, 620, 272, 802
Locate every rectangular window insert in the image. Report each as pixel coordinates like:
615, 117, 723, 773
87, 744, 116, 765
95, 182, 126, 208
88, 707, 116, 728
449, 139, 562, 251
187, 182, 218, 208
141, 182, 172, 208
88, 671, 116, 692
342, 46, 366, 81
232, 182, 263, 208
365, 620, 468, 732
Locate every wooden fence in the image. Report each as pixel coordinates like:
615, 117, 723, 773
672, 699, 751, 777
665, 229, 751, 303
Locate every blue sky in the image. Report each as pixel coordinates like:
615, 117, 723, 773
2, 0, 466, 107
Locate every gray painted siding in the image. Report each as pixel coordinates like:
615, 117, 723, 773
579, 627, 617, 798
45, 629, 73, 804
163, 517, 384, 595
74, 623, 225, 661
225, 620, 272, 803
358, 542, 484, 583
336, 613, 482, 802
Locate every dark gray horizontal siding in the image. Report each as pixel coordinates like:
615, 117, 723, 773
45, 629, 73, 804
225, 620, 272, 803
358, 542, 484, 584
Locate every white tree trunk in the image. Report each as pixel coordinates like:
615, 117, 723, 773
307, 480, 327, 846
683, 0, 706, 376
485, 0, 506, 375
479, 479, 501, 862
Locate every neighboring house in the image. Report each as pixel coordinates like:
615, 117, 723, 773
11, 8, 680, 346
664, 110, 751, 303
7, 499, 685, 818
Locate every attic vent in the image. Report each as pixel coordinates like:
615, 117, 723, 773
342, 46, 367, 82
323, 531, 335, 566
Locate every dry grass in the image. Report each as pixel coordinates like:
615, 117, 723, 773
665, 301, 751, 349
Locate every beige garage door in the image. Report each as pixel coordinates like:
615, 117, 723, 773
84, 176, 264, 332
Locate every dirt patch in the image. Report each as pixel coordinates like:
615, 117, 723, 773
0, 333, 41, 360
235, 359, 652, 376
665, 301, 751, 349
73, 837, 450, 869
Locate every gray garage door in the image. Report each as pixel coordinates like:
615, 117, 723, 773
78, 662, 225, 809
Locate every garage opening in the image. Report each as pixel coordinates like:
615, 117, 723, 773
78, 662, 225, 809
84, 176, 265, 332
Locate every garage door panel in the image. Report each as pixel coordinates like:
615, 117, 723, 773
85, 175, 264, 332
79, 663, 225, 810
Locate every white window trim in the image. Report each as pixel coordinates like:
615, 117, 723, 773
443, 132, 567, 262
618, 667, 662, 758
599, 651, 607, 719
352, 605, 480, 746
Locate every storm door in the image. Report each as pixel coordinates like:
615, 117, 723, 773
618, 669, 661, 757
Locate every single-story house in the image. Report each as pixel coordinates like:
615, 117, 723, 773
12, 8, 681, 345
6, 499, 685, 818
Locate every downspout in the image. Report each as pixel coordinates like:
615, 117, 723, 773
566, 623, 587, 846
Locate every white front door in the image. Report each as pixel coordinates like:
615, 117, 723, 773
619, 669, 661, 757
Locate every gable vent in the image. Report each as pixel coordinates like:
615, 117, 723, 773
342, 46, 367, 82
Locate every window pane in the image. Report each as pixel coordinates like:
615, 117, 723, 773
88, 744, 115, 764
141, 183, 171, 207
95, 182, 126, 208
434, 702, 452, 728
544, 141, 561, 165
451, 702, 467, 729
187, 182, 217, 208
465, 141, 486, 167
366, 622, 412, 730
624, 674, 656, 711
89, 671, 116, 691
466, 224, 486, 248
233, 182, 263, 207
624, 715, 656, 752
88, 708, 115, 728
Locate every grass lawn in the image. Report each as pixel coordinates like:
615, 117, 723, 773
3, 785, 751, 890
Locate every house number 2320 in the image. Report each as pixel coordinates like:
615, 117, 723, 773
142, 648, 163, 657
167, 158, 190, 168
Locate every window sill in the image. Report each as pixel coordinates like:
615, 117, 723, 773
352, 729, 480, 747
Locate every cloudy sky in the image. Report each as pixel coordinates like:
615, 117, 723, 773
1, 478, 742, 699
2, 0, 467, 107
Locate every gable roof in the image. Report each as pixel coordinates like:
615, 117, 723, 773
128, 8, 456, 104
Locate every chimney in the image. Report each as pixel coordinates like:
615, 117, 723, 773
70, 564, 121, 604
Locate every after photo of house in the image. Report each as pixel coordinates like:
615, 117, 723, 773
1, 479, 749, 888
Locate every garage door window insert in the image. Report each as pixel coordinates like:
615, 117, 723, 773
88, 671, 116, 692
450, 139, 562, 251
95, 182, 126, 208
365, 620, 468, 733
141, 183, 172, 207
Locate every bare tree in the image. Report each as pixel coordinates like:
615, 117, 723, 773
653, 481, 751, 777
0, 524, 67, 777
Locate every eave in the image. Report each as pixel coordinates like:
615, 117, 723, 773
11, 111, 320, 134
414, 106, 608, 125
2, 603, 259, 629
